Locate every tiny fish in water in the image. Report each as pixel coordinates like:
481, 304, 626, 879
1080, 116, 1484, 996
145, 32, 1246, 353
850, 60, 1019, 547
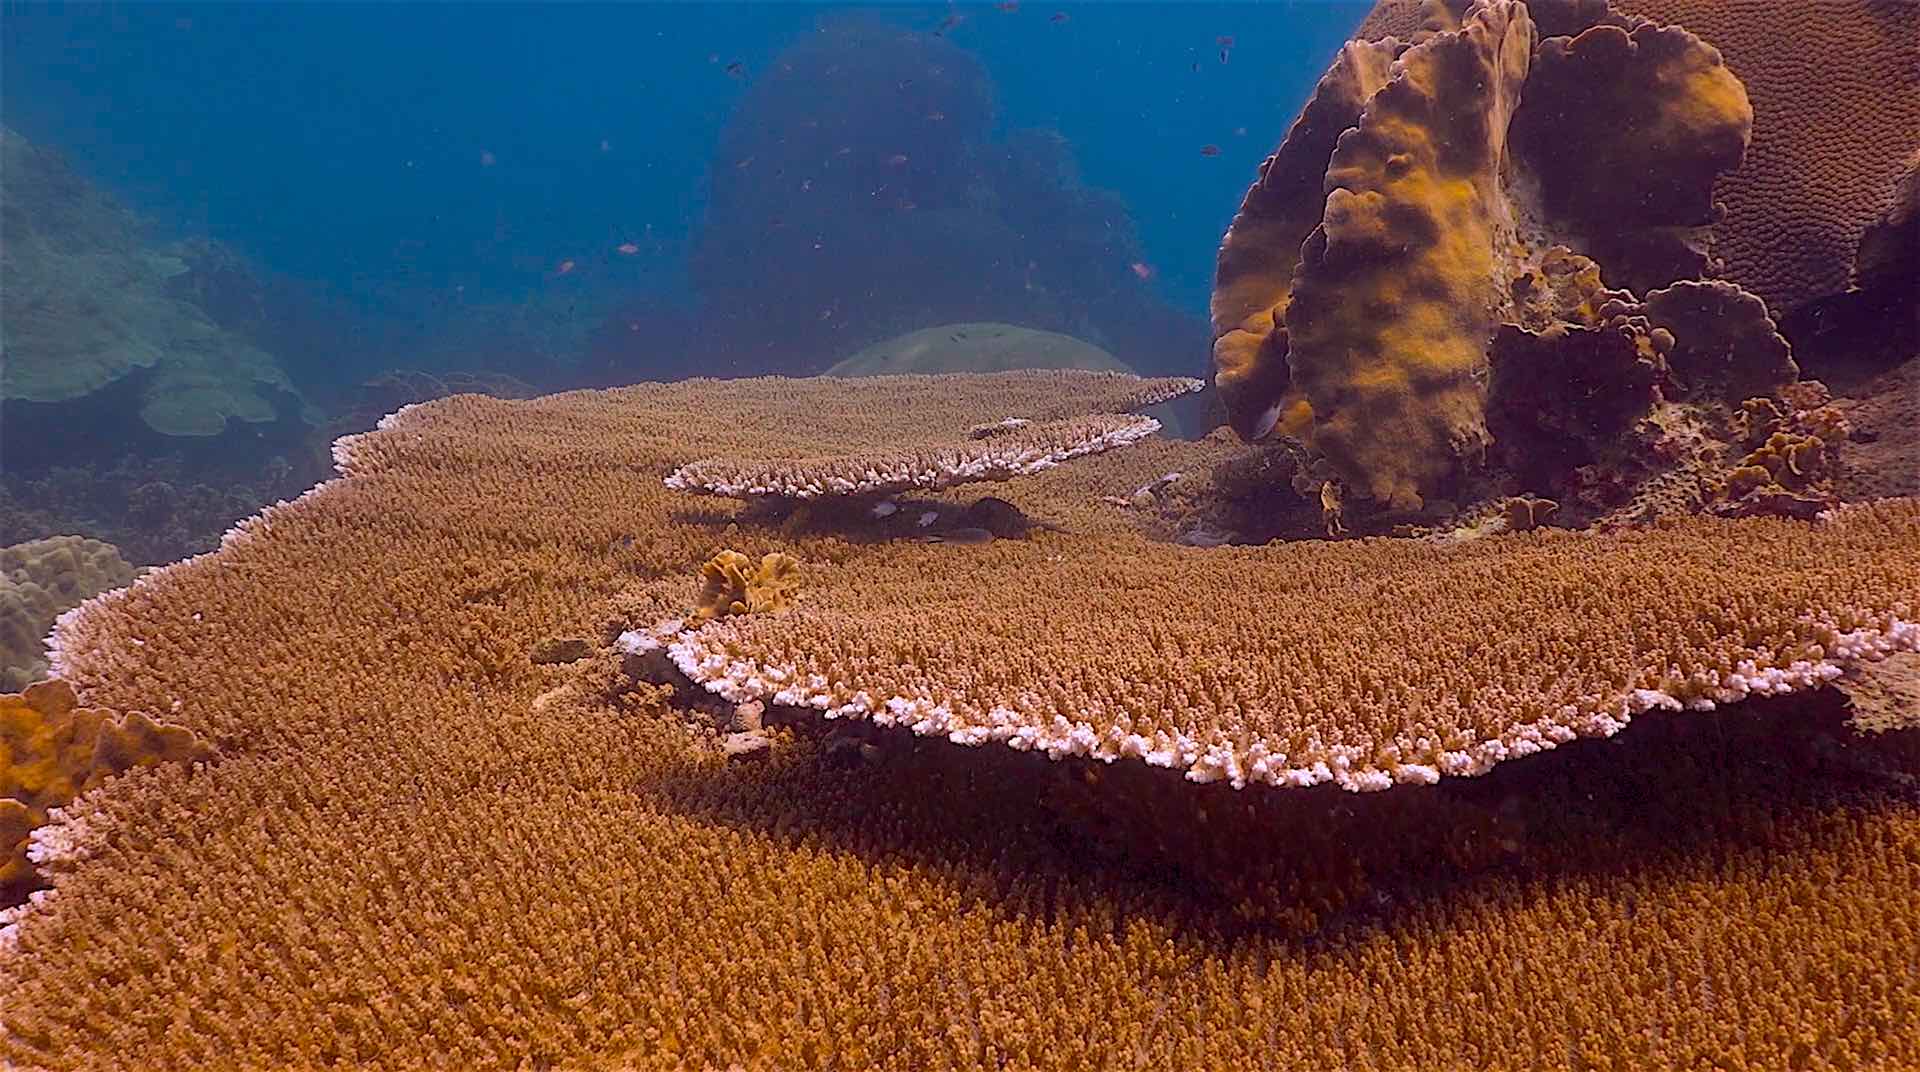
555, 259, 576, 275
480, 150, 497, 167
917, 510, 940, 528
1216, 35, 1235, 48
870, 500, 899, 518
923, 527, 996, 546
926, 111, 945, 122
934, 13, 964, 35
615, 243, 639, 255
1050, 11, 1069, 23
995, 1, 1019, 10
887, 153, 909, 166
1130, 261, 1154, 280
724, 61, 745, 78
1199, 144, 1222, 157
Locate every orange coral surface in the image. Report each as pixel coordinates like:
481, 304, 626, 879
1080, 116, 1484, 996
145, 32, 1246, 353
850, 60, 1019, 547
3, 375, 1918, 1070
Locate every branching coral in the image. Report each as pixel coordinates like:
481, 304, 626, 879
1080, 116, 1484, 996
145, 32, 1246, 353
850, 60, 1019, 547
691, 550, 801, 624
5, 375, 1920, 1069
662, 371, 1200, 501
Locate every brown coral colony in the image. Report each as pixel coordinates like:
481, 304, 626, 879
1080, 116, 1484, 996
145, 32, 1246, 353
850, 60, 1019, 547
3, 2, 1919, 1070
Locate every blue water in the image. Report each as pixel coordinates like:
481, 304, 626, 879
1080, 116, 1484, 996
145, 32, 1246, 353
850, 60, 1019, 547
4, 2, 1364, 390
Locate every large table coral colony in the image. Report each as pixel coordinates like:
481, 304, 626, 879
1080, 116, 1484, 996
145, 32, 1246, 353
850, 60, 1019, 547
4, 2, 1920, 1070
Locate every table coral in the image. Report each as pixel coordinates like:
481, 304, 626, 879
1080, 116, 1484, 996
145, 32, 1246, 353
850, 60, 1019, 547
0, 128, 301, 438
5, 377, 1920, 1069
661, 370, 1200, 501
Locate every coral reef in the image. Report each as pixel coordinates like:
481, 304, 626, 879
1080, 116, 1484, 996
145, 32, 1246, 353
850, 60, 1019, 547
823, 323, 1132, 377
1, 538, 139, 693
660, 371, 1200, 500
690, 550, 802, 624
2, 679, 209, 904
1211, 1, 1886, 535
1361, 0, 1920, 318
3, 375, 1916, 1069
0, 128, 303, 438
590, 17, 1206, 381
1214, 1, 1755, 513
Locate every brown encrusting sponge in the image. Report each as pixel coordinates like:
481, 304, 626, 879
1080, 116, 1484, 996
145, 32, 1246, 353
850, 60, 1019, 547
2, 374, 1918, 1069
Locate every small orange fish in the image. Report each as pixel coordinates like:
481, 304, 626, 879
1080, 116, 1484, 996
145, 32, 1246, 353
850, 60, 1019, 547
616, 243, 639, 255
556, 259, 576, 275
1199, 144, 1222, 157
1130, 261, 1154, 280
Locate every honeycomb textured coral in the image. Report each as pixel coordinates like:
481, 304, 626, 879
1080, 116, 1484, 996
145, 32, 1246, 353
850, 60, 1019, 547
6, 372, 1920, 1069
1363, 0, 1920, 313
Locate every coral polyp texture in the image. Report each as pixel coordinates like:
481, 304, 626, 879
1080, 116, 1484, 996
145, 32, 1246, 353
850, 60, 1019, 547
1215, 0, 1761, 513
5, 375, 1920, 1069
665, 501, 1917, 791
660, 370, 1200, 499
1361, 0, 1920, 317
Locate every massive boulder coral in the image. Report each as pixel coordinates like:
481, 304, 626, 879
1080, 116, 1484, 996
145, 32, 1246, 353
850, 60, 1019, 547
1214, 0, 1759, 513
1, 537, 139, 693
1361, 0, 1920, 318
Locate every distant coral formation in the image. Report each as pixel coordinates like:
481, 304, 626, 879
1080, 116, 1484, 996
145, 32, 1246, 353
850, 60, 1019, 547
0, 128, 302, 438
588, 18, 1204, 381
823, 323, 1132, 377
